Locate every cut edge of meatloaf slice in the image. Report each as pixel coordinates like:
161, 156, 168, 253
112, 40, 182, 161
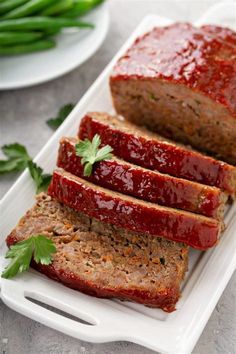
78, 112, 236, 196
58, 136, 228, 219
109, 23, 236, 165
48, 169, 223, 250
6, 193, 189, 312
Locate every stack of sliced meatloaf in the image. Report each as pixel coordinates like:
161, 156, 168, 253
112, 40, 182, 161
8, 112, 236, 311
6, 23, 236, 312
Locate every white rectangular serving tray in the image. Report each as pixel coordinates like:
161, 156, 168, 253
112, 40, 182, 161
0, 3, 236, 353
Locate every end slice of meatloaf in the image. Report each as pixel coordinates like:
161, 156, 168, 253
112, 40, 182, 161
110, 22, 236, 165
6, 193, 189, 312
48, 169, 223, 250
78, 112, 236, 196
58, 136, 227, 219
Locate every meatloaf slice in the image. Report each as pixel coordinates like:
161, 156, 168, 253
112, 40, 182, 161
6, 193, 189, 312
78, 112, 236, 196
110, 22, 236, 165
58, 137, 227, 218
48, 169, 223, 250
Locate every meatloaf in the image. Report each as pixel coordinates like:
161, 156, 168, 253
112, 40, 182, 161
48, 169, 223, 250
58, 136, 227, 218
110, 22, 236, 165
6, 193, 189, 312
79, 112, 236, 196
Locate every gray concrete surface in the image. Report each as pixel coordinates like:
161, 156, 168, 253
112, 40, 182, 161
0, 1, 235, 353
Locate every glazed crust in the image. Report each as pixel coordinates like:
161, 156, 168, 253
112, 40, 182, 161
58, 137, 227, 218
48, 169, 222, 250
78, 112, 236, 195
201, 25, 236, 47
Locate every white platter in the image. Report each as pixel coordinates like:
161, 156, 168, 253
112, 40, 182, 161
0, 3, 236, 354
0, 3, 109, 90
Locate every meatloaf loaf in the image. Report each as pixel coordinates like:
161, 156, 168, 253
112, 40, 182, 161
6, 193, 189, 312
48, 169, 223, 249
58, 137, 227, 218
79, 112, 236, 196
110, 22, 236, 165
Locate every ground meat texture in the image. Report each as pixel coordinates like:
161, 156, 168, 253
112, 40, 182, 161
78, 112, 236, 196
6, 193, 189, 312
110, 23, 236, 165
48, 169, 223, 250
58, 136, 227, 219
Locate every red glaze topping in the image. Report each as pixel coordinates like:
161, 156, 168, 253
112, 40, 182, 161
58, 137, 223, 217
111, 23, 236, 118
79, 114, 235, 194
201, 25, 236, 47
48, 170, 221, 250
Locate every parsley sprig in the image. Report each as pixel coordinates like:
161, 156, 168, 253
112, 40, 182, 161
75, 134, 113, 177
1, 235, 56, 279
46, 103, 75, 129
0, 143, 51, 193
0, 103, 75, 189
28, 161, 52, 194
0, 143, 31, 173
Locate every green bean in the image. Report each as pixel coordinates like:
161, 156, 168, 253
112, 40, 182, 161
0, 39, 55, 55
0, 31, 43, 45
2, 0, 57, 19
43, 27, 60, 36
0, 0, 28, 15
62, 0, 104, 18
0, 16, 94, 31
41, 0, 73, 16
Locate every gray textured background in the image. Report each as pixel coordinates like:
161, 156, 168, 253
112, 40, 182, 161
0, 1, 235, 353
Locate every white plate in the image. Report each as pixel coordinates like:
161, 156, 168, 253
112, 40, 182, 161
0, 3, 109, 90
1, 3, 236, 354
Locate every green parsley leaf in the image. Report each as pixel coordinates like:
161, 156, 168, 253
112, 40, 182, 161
94, 145, 114, 162
28, 160, 43, 187
36, 174, 52, 194
28, 161, 52, 194
84, 162, 93, 177
75, 134, 113, 177
0, 143, 51, 193
33, 235, 57, 265
0, 158, 27, 174
1, 235, 56, 279
0, 143, 30, 174
46, 103, 75, 129
2, 143, 30, 159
